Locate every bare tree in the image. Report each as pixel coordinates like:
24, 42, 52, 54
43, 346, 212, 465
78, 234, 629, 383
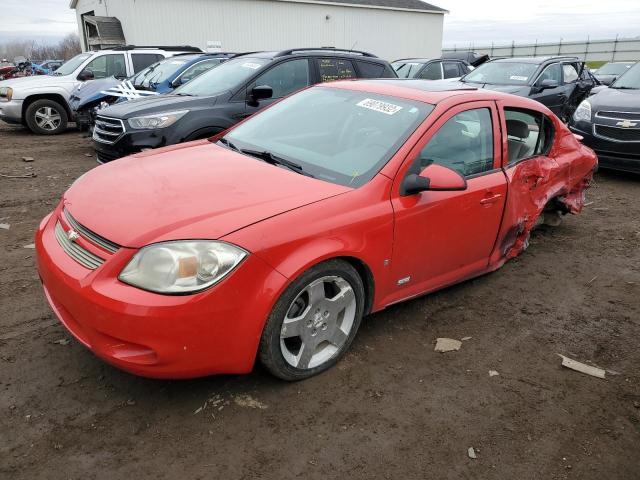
0, 33, 81, 63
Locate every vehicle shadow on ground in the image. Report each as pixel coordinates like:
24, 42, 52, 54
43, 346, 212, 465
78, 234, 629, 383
1, 124, 82, 138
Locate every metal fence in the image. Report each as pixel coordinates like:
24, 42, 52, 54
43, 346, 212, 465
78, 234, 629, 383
443, 36, 640, 63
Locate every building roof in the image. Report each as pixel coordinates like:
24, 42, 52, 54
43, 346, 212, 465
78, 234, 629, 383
71, 0, 448, 13
276, 0, 447, 13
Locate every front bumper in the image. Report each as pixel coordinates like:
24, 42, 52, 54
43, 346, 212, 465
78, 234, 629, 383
93, 126, 179, 163
0, 99, 23, 124
571, 124, 640, 174
35, 204, 288, 378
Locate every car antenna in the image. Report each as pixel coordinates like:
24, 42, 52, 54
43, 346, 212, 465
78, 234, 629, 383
349, 40, 358, 53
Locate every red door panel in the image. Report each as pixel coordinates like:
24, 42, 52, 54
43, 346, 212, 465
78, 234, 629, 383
384, 101, 507, 306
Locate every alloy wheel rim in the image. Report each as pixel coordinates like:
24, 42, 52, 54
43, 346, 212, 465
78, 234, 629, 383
34, 106, 62, 131
280, 275, 357, 370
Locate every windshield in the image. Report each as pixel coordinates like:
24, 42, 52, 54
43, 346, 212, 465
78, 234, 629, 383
131, 58, 189, 88
223, 87, 433, 187
54, 53, 92, 76
611, 62, 640, 89
463, 61, 538, 85
597, 63, 634, 76
392, 61, 426, 79
174, 57, 270, 96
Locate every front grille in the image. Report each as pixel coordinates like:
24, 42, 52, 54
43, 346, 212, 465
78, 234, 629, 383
93, 115, 125, 144
596, 111, 640, 121
594, 125, 640, 142
63, 208, 120, 253
54, 222, 105, 270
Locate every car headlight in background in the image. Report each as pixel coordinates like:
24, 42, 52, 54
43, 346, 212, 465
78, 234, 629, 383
573, 100, 591, 123
127, 110, 188, 130
119, 241, 248, 294
0, 87, 13, 102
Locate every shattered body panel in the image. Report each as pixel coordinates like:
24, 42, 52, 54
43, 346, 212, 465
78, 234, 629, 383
492, 103, 596, 265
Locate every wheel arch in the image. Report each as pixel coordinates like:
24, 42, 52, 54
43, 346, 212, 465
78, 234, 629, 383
22, 93, 73, 123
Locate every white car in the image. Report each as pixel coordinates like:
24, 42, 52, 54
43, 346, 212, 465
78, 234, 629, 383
0, 46, 201, 135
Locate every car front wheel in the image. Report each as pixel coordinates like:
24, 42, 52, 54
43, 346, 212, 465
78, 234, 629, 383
258, 259, 365, 381
25, 99, 68, 135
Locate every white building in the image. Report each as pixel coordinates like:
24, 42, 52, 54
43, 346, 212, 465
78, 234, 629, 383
70, 0, 447, 61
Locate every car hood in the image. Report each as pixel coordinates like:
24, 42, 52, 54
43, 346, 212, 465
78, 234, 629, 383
463, 81, 530, 96
0, 73, 76, 90
99, 93, 215, 119
69, 77, 123, 109
589, 87, 640, 111
64, 141, 351, 248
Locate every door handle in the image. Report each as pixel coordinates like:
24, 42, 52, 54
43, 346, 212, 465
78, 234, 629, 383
480, 193, 502, 205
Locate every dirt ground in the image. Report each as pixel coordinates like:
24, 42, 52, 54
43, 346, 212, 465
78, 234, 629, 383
0, 122, 639, 480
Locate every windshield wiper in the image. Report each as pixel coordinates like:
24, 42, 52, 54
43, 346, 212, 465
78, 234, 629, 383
240, 149, 312, 177
174, 92, 193, 96
217, 137, 241, 152
611, 85, 637, 90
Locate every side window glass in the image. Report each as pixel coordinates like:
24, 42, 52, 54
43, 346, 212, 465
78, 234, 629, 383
132, 54, 162, 73
443, 62, 460, 79
317, 58, 356, 82
418, 108, 494, 177
562, 64, 579, 84
505, 108, 554, 164
180, 59, 221, 83
537, 63, 562, 84
254, 59, 310, 98
418, 62, 441, 80
83, 54, 126, 79
356, 61, 385, 78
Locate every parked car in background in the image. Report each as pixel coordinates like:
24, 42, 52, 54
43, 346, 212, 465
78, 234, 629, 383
392, 52, 488, 80
0, 45, 202, 135
593, 61, 635, 86
33, 60, 64, 75
36, 80, 596, 380
0, 62, 16, 81
570, 62, 640, 174
92, 48, 398, 163
440, 56, 597, 121
70, 52, 236, 131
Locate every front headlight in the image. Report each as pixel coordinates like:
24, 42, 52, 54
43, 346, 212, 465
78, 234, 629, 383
119, 240, 248, 294
0, 87, 13, 102
573, 100, 591, 123
127, 110, 188, 130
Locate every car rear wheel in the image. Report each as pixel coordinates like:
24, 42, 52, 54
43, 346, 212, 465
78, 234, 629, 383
258, 259, 365, 381
25, 99, 68, 135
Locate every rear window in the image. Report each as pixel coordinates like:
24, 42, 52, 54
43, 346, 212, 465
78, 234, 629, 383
317, 58, 356, 82
356, 61, 385, 78
505, 108, 554, 164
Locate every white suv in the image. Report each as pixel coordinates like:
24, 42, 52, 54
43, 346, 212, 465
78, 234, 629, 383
0, 46, 201, 135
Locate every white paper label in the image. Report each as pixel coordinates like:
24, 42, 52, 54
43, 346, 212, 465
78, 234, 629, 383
242, 62, 262, 70
509, 75, 528, 81
357, 98, 403, 115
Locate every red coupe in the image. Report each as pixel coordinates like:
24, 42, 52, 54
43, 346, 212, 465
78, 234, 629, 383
36, 80, 597, 380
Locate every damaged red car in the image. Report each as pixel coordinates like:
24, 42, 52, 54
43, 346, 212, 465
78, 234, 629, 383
36, 80, 596, 381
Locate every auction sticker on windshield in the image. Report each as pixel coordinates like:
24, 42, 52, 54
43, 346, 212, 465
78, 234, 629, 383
242, 63, 262, 70
509, 75, 529, 81
357, 98, 403, 115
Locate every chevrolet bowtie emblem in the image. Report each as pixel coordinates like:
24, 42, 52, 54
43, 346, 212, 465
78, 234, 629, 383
67, 229, 80, 242
616, 120, 638, 128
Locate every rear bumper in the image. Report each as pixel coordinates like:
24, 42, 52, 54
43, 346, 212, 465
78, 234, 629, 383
35, 205, 288, 378
0, 100, 23, 124
571, 124, 640, 174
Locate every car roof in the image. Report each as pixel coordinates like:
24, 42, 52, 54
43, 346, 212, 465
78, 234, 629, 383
491, 56, 579, 64
321, 78, 549, 108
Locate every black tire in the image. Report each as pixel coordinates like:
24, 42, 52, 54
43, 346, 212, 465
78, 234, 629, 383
258, 259, 365, 381
25, 99, 68, 135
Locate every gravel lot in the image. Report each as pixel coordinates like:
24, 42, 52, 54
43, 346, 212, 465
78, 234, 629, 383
1, 123, 639, 480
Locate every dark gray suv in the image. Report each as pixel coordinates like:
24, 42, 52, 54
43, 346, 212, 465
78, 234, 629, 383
93, 48, 397, 163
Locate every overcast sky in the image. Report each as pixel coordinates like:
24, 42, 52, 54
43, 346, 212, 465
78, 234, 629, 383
2, 0, 640, 46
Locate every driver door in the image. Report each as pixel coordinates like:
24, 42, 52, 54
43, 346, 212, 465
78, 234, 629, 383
387, 102, 507, 305
241, 58, 311, 120
530, 62, 565, 115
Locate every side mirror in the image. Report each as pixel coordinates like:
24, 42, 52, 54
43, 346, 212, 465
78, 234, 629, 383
77, 69, 94, 81
251, 85, 273, 101
538, 78, 559, 90
402, 164, 467, 195
599, 76, 615, 86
